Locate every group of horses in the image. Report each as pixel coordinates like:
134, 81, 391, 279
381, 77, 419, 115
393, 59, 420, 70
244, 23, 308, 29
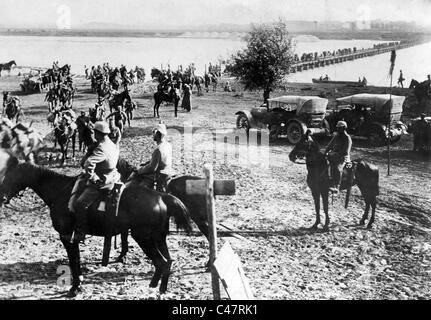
91, 64, 145, 94
151, 66, 219, 117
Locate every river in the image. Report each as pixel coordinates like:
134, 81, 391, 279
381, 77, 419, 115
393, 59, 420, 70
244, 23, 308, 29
0, 35, 429, 86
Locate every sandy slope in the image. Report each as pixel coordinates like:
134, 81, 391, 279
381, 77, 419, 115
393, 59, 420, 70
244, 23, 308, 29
0, 76, 429, 300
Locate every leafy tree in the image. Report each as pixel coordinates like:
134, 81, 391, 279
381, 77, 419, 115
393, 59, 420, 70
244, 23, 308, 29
226, 20, 295, 91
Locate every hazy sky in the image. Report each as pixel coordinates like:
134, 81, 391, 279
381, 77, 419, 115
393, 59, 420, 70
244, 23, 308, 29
1, 0, 430, 28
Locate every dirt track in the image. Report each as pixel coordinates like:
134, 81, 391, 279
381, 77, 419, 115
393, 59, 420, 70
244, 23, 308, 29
0, 76, 430, 300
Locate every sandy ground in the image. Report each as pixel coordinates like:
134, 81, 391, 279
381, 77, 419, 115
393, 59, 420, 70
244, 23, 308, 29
0, 75, 430, 300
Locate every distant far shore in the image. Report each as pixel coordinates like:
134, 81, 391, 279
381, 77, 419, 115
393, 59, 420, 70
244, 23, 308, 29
1, 28, 430, 41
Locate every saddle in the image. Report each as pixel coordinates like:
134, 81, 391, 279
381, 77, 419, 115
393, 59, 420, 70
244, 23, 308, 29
71, 179, 125, 235
327, 160, 357, 188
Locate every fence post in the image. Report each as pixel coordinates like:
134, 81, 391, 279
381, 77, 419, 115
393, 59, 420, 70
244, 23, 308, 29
204, 163, 221, 300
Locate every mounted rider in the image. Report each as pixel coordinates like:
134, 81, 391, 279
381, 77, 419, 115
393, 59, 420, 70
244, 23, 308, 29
2, 91, 21, 117
131, 124, 173, 192
69, 121, 121, 242
325, 121, 352, 194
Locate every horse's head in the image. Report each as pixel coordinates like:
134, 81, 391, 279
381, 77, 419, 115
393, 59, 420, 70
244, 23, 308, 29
151, 68, 161, 80
0, 149, 24, 206
10, 61, 16, 67
289, 130, 318, 163
409, 79, 419, 89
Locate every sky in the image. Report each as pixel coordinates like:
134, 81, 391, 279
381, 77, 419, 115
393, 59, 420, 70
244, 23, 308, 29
1, 0, 430, 28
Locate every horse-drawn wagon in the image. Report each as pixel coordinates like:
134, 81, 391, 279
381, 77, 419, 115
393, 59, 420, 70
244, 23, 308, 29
327, 94, 407, 146
235, 95, 330, 143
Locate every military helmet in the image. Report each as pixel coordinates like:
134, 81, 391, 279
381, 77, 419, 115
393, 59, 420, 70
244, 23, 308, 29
336, 121, 347, 128
93, 121, 110, 134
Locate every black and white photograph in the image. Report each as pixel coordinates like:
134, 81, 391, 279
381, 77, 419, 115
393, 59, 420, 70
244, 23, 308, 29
0, 0, 430, 303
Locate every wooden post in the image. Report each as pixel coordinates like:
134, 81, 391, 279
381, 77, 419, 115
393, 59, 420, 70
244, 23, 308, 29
204, 163, 221, 300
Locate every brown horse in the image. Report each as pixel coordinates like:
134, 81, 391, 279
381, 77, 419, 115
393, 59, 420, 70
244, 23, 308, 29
0, 149, 193, 297
289, 130, 379, 229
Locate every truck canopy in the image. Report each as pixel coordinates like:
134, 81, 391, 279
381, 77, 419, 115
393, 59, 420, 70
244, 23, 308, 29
267, 96, 328, 115
336, 93, 405, 117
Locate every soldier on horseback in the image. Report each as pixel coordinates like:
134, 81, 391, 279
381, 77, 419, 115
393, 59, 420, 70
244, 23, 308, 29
132, 124, 173, 192
70, 121, 121, 242
325, 121, 352, 194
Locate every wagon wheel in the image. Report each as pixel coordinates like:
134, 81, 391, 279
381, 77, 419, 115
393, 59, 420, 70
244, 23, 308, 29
236, 114, 250, 132
286, 121, 304, 144
368, 126, 387, 147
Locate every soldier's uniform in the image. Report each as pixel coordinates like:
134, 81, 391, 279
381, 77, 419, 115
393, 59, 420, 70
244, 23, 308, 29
325, 121, 352, 193
72, 122, 120, 239
136, 124, 173, 192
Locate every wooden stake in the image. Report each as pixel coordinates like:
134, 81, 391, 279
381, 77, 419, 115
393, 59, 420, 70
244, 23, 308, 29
204, 163, 221, 300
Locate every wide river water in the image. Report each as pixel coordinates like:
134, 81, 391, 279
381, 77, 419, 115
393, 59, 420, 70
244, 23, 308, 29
1, 35, 430, 86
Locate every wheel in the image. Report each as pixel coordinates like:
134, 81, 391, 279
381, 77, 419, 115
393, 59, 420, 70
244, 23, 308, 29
368, 126, 387, 147
236, 114, 250, 131
286, 121, 304, 144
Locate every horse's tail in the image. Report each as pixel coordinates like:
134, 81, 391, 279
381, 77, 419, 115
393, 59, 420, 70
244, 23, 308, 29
162, 193, 193, 234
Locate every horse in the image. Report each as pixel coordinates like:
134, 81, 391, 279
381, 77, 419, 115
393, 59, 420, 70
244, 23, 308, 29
98, 158, 210, 265
75, 116, 94, 153
407, 118, 431, 154
109, 89, 132, 114
53, 120, 77, 165
134, 67, 145, 83
0, 149, 193, 297
0, 60, 17, 76
2, 92, 22, 123
124, 100, 137, 126
209, 73, 218, 92
409, 79, 430, 104
289, 130, 379, 229
192, 76, 204, 95
153, 87, 180, 118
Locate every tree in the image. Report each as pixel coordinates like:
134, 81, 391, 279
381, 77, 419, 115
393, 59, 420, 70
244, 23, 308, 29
226, 20, 295, 91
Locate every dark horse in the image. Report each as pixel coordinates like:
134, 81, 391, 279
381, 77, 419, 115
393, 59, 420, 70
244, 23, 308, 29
53, 121, 76, 165
289, 131, 379, 229
0, 149, 193, 297
100, 158, 209, 265
409, 79, 430, 104
109, 89, 132, 114
2, 92, 22, 123
153, 87, 180, 118
0, 60, 17, 76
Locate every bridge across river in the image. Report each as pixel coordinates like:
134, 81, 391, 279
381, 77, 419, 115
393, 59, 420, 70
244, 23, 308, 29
290, 41, 422, 73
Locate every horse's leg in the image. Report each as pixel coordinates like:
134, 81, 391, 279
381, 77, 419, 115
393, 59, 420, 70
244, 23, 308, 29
310, 190, 321, 230
360, 202, 370, 226
60, 238, 82, 298
156, 236, 172, 293
115, 231, 129, 263
131, 231, 165, 290
322, 191, 330, 231
72, 133, 76, 159
367, 198, 377, 229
